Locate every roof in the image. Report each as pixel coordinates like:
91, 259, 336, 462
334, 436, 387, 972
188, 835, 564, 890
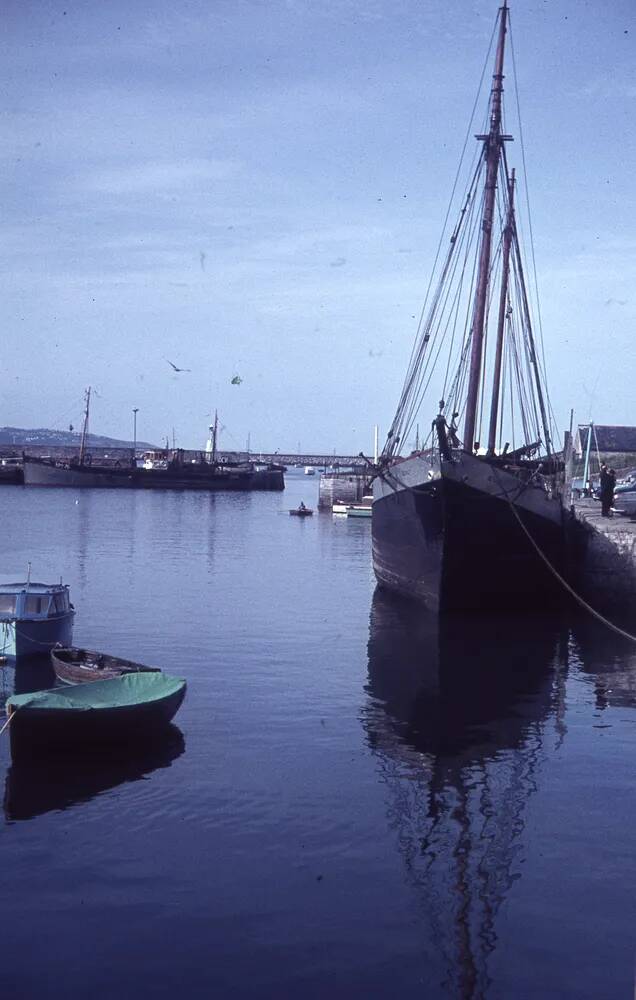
0, 581, 68, 595
576, 425, 636, 455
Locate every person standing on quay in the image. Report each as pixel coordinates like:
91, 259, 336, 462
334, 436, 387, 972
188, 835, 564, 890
599, 464, 616, 517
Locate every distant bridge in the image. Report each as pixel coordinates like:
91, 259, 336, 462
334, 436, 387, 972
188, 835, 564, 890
222, 452, 371, 468
7, 444, 371, 469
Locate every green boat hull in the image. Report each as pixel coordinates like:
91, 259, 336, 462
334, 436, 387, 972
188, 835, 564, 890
7, 673, 186, 760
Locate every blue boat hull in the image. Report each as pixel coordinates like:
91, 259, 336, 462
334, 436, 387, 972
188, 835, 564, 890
0, 612, 74, 662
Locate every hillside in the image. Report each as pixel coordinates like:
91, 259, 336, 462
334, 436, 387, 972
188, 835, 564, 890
0, 427, 156, 450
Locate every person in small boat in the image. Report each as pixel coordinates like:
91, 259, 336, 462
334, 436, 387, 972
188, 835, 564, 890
299, 501, 306, 511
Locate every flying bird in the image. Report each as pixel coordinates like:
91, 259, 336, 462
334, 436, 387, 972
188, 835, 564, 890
231, 374, 242, 385
165, 359, 191, 373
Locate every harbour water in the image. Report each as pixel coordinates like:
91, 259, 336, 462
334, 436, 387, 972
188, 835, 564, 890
1, 471, 635, 998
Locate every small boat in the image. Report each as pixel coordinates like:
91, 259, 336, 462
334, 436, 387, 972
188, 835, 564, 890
290, 504, 313, 517
51, 646, 161, 686
304, 466, 316, 476
0, 579, 74, 662
5, 672, 187, 760
0, 456, 23, 484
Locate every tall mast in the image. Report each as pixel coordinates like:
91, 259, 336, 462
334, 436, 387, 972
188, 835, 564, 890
463, 1, 509, 452
212, 409, 218, 464
78, 386, 91, 465
486, 167, 515, 454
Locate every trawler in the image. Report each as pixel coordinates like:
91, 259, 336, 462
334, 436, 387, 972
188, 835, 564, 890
23, 395, 284, 492
372, 0, 566, 612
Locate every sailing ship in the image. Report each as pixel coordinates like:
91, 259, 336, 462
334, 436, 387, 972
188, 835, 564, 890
23, 394, 284, 491
372, 0, 566, 612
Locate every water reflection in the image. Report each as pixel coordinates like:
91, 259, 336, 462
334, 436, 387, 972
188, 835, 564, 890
364, 589, 568, 998
4, 725, 185, 821
570, 617, 636, 711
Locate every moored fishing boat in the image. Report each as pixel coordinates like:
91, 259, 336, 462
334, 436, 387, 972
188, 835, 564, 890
0, 579, 74, 662
52, 646, 160, 685
24, 399, 284, 491
372, 0, 566, 613
5, 673, 187, 760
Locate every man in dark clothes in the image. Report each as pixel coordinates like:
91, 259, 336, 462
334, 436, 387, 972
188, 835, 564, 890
599, 464, 615, 516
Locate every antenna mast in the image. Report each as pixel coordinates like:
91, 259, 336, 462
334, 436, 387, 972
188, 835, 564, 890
463, 1, 510, 452
78, 386, 91, 465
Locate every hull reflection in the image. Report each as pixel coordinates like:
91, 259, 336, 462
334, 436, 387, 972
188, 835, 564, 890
364, 589, 568, 998
4, 725, 185, 821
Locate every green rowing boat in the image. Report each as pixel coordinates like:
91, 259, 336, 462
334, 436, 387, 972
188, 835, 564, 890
6, 672, 186, 760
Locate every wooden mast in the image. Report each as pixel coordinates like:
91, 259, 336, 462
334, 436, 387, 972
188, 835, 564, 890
212, 409, 218, 464
462, 1, 509, 453
78, 386, 91, 465
486, 167, 515, 454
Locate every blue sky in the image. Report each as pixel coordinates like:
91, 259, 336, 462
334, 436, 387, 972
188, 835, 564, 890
3, 0, 634, 453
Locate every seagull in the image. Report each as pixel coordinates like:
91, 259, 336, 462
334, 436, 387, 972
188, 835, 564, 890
165, 359, 191, 373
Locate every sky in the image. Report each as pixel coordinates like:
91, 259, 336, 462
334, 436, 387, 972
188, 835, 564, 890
2, 0, 635, 454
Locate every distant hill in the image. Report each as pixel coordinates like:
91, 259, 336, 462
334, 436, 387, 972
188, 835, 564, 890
0, 427, 156, 450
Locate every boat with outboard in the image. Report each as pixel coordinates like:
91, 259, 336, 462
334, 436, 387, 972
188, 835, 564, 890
0, 577, 74, 662
290, 503, 313, 517
52, 646, 160, 685
372, 0, 566, 613
5, 672, 187, 760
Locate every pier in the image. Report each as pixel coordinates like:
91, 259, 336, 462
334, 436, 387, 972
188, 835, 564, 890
569, 499, 636, 613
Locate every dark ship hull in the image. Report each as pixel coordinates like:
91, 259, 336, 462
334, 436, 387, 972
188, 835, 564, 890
372, 451, 566, 613
22, 456, 284, 491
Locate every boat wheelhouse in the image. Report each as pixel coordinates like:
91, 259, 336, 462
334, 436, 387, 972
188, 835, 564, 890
0, 581, 74, 662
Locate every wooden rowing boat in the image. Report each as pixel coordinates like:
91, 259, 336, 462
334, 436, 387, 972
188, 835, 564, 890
6, 673, 187, 760
51, 646, 160, 685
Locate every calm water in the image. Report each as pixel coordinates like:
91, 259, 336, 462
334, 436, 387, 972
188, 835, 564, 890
1, 471, 635, 999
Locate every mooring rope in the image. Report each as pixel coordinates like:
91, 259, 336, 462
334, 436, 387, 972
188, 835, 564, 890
0, 710, 16, 736
367, 451, 636, 643
507, 499, 636, 645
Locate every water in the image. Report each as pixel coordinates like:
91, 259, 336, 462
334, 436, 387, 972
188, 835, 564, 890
1, 472, 635, 998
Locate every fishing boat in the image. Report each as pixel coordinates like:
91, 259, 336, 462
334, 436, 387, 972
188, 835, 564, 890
51, 646, 161, 685
372, 0, 566, 613
0, 578, 74, 662
22, 387, 136, 488
0, 456, 24, 484
24, 400, 284, 491
5, 672, 187, 760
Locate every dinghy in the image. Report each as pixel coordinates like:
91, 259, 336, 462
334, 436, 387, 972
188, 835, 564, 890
5, 673, 186, 760
51, 646, 160, 685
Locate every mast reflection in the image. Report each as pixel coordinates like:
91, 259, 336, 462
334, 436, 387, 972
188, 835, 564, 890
364, 589, 568, 998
